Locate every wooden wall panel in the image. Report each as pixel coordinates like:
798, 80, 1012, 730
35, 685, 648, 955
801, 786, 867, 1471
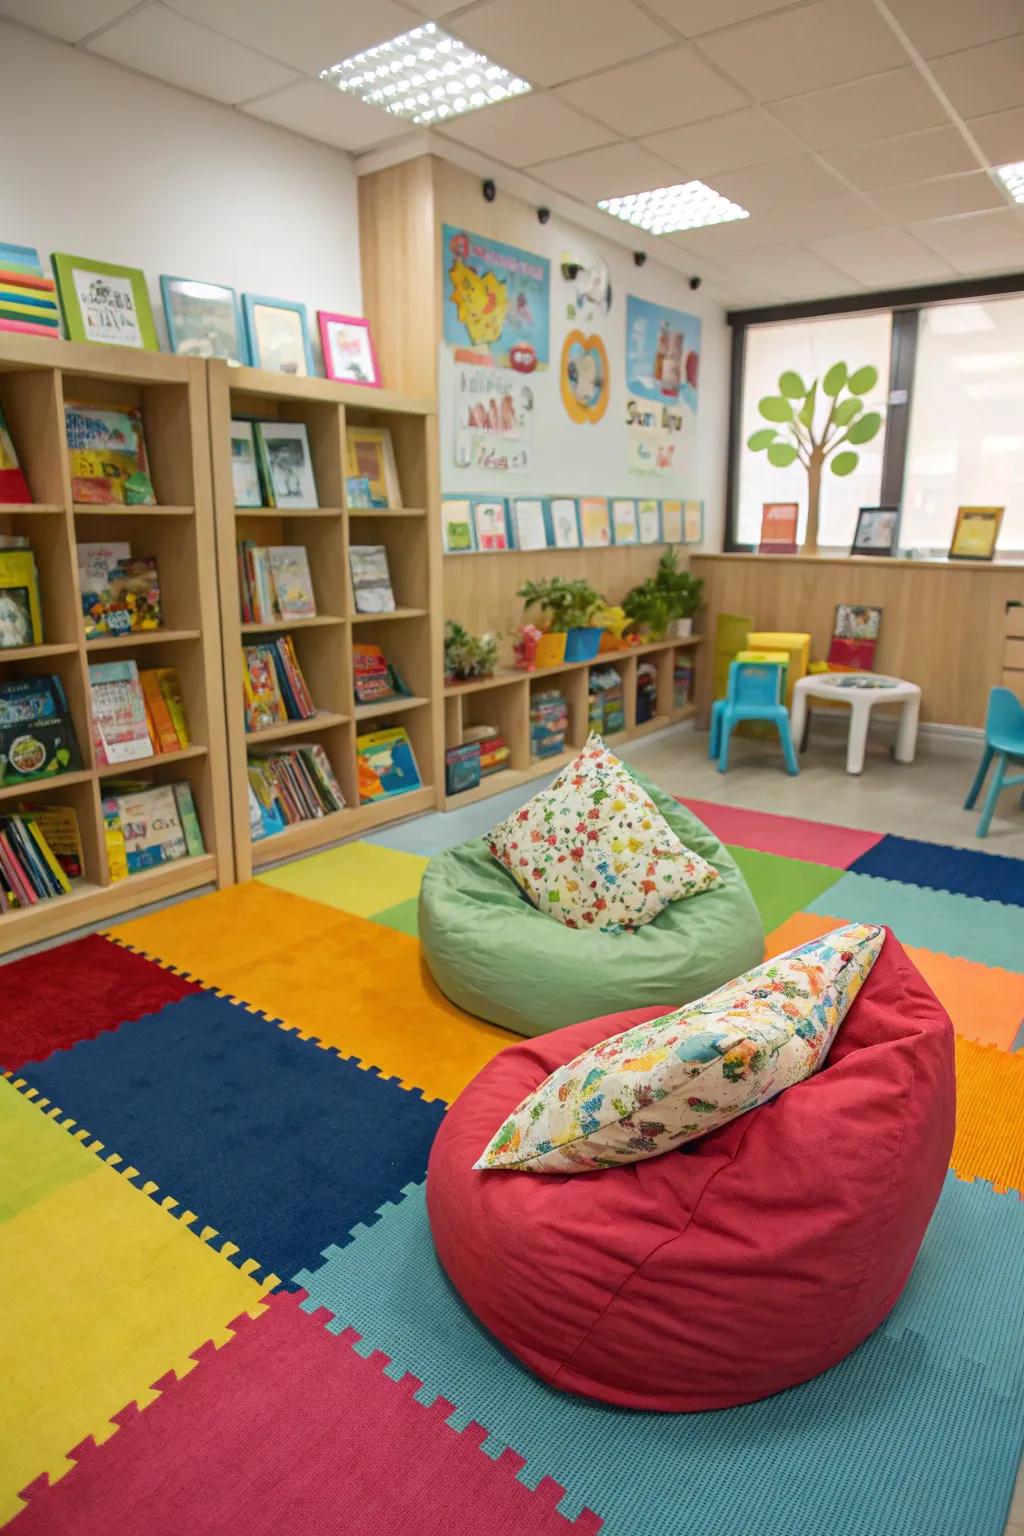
358, 156, 439, 400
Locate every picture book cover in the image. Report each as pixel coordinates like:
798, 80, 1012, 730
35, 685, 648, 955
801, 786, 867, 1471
116, 784, 187, 873
472, 498, 510, 551
0, 674, 83, 784
64, 404, 156, 505
579, 496, 610, 548
88, 660, 153, 765
140, 668, 181, 754
349, 545, 396, 614
268, 546, 316, 619
83, 555, 162, 638
242, 643, 287, 731
15, 802, 83, 879
611, 499, 638, 546
442, 499, 474, 553
550, 497, 580, 549
513, 498, 547, 551
0, 548, 42, 648
0, 406, 31, 503
230, 420, 263, 507
638, 499, 660, 544
173, 780, 205, 857
344, 426, 400, 509
759, 502, 799, 555
356, 726, 422, 803
254, 421, 318, 509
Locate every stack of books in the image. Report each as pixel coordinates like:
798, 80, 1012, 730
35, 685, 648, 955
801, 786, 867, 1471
445, 741, 481, 797
242, 638, 315, 731
0, 244, 60, 338
0, 675, 83, 786
352, 642, 407, 706
589, 668, 626, 734
89, 661, 190, 765
0, 539, 43, 650
102, 780, 205, 881
673, 662, 694, 709
463, 722, 510, 777
78, 540, 162, 639
247, 743, 346, 838
530, 691, 568, 760
0, 803, 82, 911
237, 543, 316, 624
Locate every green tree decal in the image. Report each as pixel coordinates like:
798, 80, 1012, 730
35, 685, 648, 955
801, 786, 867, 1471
746, 362, 882, 553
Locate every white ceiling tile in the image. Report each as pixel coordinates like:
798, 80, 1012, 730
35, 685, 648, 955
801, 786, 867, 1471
909, 207, 1024, 254
399, 0, 465, 12
164, 0, 419, 77
768, 67, 947, 151
942, 237, 1024, 274
665, 214, 781, 255
869, 170, 1006, 221
806, 226, 955, 285
645, 0, 802, 38
242, 78, 411, 150
766, 194, 889, 239
0, 0, 134, 42
526, 141, 678, 200
696, 0, 909, 102
823, 125, 978, 190
436, 94, 616, 165
452, 0, 671, 89
641, 106, 802, 177
555, 44, 745, 135
882, 0, 1024, 61
967, 106, 1024, 166
710, 154, 849, 212
721, 243, 865, 297
87, 7, 299, 104
717, 280, 789, 307
930, 36, 1024, 119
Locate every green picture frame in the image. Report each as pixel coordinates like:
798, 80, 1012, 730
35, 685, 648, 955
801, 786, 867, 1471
51, 253, 159, 351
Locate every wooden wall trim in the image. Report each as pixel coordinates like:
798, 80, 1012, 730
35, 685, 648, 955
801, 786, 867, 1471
358, 156, 439, 401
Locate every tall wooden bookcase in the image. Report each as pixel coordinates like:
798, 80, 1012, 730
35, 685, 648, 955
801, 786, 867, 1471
0, 333, 231, 956
207, 362, 443, 882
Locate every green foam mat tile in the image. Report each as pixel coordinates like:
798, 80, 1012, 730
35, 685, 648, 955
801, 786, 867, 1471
726, 845, 843, 933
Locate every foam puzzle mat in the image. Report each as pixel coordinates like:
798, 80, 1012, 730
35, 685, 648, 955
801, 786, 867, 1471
1, 792, 1022, 1534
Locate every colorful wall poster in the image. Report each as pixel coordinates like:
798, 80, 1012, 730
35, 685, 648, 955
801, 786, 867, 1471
442, 225, 550, 372
625, 294, 701, 480
611, 498, 638, 545
442, 499, 475, 553
560, 330, 609, 425
579, 496, 611, 548
550, 498, 580, 548
452, 361, 533, 473
683, 500, 704, 544
472, 497, 511, 551
513, 498, 547, 551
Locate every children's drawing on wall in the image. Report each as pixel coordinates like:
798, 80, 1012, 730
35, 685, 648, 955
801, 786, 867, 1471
442, 225, 550, 373
565, 255, 612, 322
560, 330, 609, 424
453, 361, 533, 473
625, 295, 701, 478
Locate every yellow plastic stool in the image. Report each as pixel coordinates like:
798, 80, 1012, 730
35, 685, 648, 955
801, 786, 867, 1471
745, 631, 810, 710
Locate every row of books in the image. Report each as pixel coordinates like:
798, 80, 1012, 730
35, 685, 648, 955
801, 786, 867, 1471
79, 540, 161, 639
91, 661, 190, 765
243, 638, 314, 732
0, 805, 80, 910
0, 540, 42, 650
248, 743, 346, 840
238, 542, 315, 624
103, 779, 204, 880
231, 418, 403, 511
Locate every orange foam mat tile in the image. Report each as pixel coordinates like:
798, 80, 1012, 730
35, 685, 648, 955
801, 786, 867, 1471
108, 882, 516, 1106
951, 1035, 1024, 1197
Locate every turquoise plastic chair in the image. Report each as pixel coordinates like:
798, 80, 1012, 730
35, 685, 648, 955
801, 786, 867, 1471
709, 660, 799, 775
964, 686, 1024, 837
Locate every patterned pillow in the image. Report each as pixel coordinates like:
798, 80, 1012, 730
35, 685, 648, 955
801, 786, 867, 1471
486, 734, 719, 931
476, 923, 884, 1174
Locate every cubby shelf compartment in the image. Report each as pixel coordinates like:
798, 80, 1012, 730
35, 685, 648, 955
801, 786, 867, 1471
208, 360, 443, 882
0, 332, 233, 957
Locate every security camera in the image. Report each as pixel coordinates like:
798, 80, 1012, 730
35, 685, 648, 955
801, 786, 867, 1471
689, 275, 702, 291
537, 206, 551, 224
561, 260, 583, 281
482, 177, 497, 202
634, 250, 647, 267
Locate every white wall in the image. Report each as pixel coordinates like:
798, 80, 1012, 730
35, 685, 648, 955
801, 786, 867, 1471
0, 22, 361, 356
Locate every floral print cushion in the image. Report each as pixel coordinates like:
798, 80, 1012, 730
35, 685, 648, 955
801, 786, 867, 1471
476, 923, 884, 1174
486, 733, 719, 931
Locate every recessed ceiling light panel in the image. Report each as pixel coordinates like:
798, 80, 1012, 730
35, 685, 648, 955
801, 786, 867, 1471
321, 22, 531, 126
995, 161, 1024, 204
598, 181, 749, 235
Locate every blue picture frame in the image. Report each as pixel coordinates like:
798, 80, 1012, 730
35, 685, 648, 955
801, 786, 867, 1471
242, 293, 314, 377
160, 275, 248, 364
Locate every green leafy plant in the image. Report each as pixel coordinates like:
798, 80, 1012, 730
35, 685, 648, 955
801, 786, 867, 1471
623, 576, 671, 639
623, 550, 704, 639
517, 577, 602, 632
443, 620, 499, 681
746, 362, 882, 552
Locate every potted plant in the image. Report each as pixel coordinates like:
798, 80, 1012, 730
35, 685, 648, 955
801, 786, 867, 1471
517, 577, 604, 664
622, 575, 671, 641
444, 620, 499, 683
655, 548, 703, 637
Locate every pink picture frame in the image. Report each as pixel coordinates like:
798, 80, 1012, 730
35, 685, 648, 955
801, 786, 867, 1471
318, 311, 382, 388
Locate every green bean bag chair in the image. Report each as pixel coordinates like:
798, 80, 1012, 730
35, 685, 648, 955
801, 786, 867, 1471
419, 770, 763, 1037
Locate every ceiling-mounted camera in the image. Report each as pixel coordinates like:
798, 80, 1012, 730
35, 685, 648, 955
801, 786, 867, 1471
561, 260, 583, 281
482, 177, 497, 202
689, 275, 702, 290
633, 250, 647, 267
537, 206, 551, 224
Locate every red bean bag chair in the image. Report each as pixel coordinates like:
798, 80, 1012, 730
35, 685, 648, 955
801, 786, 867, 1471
426, 929, 955, 1412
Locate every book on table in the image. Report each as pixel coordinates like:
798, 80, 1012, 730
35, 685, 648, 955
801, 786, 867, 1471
0, 674, 83, 786
88, 660, 154, 765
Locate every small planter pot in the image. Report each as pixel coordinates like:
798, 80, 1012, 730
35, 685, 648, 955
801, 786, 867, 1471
670, 617, 694, 639
534, 630, 568, 667
564, 626, 604, 663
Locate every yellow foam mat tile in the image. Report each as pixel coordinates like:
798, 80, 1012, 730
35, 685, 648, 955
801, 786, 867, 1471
1, 1076, 94, 1223
109, 881, 516, 1106
0, 1102, 269, 1524
257, 842, 428, 919
951, 1035, 1024, 1196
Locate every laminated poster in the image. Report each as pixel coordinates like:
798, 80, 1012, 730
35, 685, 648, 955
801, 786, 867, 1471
625, 295, 701, 479
452, 361, 533, 473
443, 225, 550, 373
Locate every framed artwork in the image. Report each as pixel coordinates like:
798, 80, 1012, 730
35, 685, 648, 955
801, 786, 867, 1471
550, 497, 580, 549
253, 422, 318, 509
318, 311, 381, 387
442, 499, 475, 554
51, 253, 158, 350
949, 505, 1003, 562
344, 426, 400, 508
472, 498, 510, 552
242, 294, 313, 377
851, 505, 900, 557
161, 276, 247, 363
759, 502, 798, 554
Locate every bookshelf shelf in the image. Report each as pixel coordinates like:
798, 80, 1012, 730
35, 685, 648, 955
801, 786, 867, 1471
0, 332, 233, 956
209, 360, 442, 882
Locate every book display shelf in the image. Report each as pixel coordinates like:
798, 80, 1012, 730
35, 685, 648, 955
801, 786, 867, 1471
0, 333, 231, 955
208, 363, 442, 881
443, 635, 701, 810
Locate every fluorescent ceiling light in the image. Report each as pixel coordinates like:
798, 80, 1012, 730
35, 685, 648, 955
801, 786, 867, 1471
995, 161, 1024, 203
598, 181, 749, 235
320, 22, 530, 125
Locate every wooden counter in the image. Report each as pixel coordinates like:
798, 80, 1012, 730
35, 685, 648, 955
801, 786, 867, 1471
690, 553, 1024, 729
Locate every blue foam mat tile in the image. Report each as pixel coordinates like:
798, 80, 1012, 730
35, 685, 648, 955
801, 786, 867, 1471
849, 833, 1024, 906
12, 991, 445, 1285
806, 872, 1024, 972
296, 1178, 1024, 1536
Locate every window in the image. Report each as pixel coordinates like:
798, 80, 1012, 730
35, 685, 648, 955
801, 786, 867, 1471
902, 296, 1024, 554
735, 312, 891, 549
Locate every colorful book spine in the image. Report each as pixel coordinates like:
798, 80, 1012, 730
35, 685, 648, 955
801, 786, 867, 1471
173, 781, 205, 858
140, 669, 180, 754
0, 245, 61, 337
157, 669, 190, 748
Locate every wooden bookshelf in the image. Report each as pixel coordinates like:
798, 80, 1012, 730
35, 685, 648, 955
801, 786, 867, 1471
441, 636, 701, 809
208, 362, 443, 881
0, 333, 232, 956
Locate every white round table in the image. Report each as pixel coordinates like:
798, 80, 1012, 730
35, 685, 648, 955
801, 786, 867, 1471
790, 673, 921, 775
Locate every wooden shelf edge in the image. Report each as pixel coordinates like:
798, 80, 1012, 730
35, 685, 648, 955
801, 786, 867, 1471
0, 767, 95, 804
240, 615, 346, 634
235, 506, 342, 519
347, 507, 427, 518
353, 695, 429, 722
350, 607, 428, 624
0, 502, 64, 515
249, 785, 436, 867
96, 744, 207, 777
74, 503, 194, 517
0, 641, 79, 662
245, 711, 349, 743
86, 628, 201, 651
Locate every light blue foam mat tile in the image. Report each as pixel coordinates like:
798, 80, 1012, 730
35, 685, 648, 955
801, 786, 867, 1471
806, 872, 1024, 972
295, 1177, 1024, 1536
364, 783, 538, 856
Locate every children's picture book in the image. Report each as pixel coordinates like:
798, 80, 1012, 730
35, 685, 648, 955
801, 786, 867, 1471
661, 500, 683, 543
173, 780, 205, 857
78, 539, 131, 594
268, 546, 316, 619
16, 801, 83, 880
442, 498, 475, 553
52, 253, 158, 350
242, 643, 287, 731
472, 498, 510, 551
230, 420, 263, 507
0, 812, 71, 907
0, 243, 61, 340
513, 498, 548, 551
345, 475, 375, 509
638, 499, 660, 544
64, 404, 156, 504
139, 667, 190, 753
0, 547, 42, 647
611, 498, 639, 545
88, 660, 154, 765
349, 545, 396, 613
352, 642, 408, 705
116, 784, 188, 873
0, 673, 83, 784
579, 496, 611, 548
247, 742, 345, 831
344, 426, 400, 508
759, 502, 799, 554
254, 422, 318, 509
550, 498, 580, 549
81, 553, 162, 638
356, 726, 422, 802
268, 635, 315, 721
0, 406, 31, 502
